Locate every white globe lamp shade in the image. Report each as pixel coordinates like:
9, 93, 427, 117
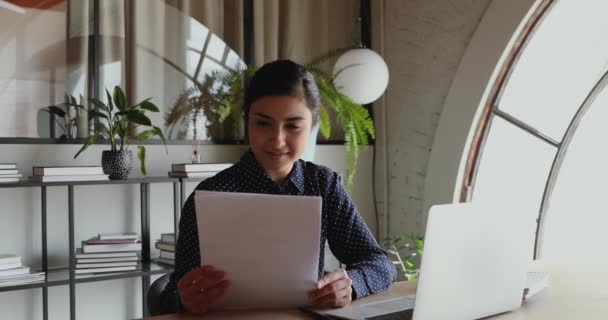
333, 48, 389, 104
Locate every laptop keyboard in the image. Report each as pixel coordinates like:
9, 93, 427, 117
366, 308, 414, 320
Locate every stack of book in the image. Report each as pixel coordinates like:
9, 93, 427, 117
0, 254, 45, 287
168, 163, 233, 178
29, 166, 109, 182
154, 233, 175, 266
75, 233, 141, 274
0, 163, 22, 183
29, 166, 108, 182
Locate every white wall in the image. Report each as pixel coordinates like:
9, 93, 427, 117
0, 143, 374, 319
378, 0, 491, 238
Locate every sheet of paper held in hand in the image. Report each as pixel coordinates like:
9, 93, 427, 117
194, 190, 322, 309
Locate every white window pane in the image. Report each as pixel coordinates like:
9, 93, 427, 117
205, 34, 226, 61
187, 17, 209, 52
498, 0, 608, 142
539, 84, 608, 264
472, 117, 556, 257
226, 49, 246, 71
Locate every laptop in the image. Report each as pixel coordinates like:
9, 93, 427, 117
316, 202, 535, 320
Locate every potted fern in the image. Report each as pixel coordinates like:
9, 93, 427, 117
164, 68, 250, 163
73, 86, 167, 179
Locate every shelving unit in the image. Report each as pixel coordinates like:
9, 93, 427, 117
0, 177, 185, 320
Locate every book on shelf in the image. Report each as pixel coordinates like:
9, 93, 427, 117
155, 241, 175, 252
0, 266, 30, 277
0, 261, 22, 271
0, 163, 17, 170
32, 166, 104, 176
160, 233, 175, 244
98, 232, 140, 240
0, 177, 20, 183
0, 174, 22, 178
160, 250, 175, 260
0, 271, 45, 282
76, 261, 139, 268
74, 265, 138, 274
75, 249, 138, 259
168, 171, 217, 178
153, 257, 174, 266
28, 174, 109, 182
171, 163, 232, 172
0, 274, 45, 287
0, 254, 21, 265
77, 256, 140, 264
0, 169, 19, 175
86, 237, 139, 245
81, 242, 141, 253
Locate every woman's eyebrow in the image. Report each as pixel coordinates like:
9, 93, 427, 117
252, 112, 305, 122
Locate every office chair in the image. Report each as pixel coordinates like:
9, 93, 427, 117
147, 273, 174, 316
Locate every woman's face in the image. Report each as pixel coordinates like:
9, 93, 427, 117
248, 95, 312, 183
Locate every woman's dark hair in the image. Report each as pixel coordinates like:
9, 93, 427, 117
243, 59, 321, 126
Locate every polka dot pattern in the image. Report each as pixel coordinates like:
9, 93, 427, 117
160, 149, 396, 309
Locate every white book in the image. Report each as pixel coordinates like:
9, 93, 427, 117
98, 232, 140, 240
0, 169, 19, 175
0, 276, 45, 287
0, 163, 16, 169
0, 266, 30, 277
28, 175, 109, 182
0, 261, 22, 270
171, 163, 232, 172
77, 256, 140, 263
168, 171, 217, 178
76, 261, 138, 268
0, 254, 21, 265
0, 272, 45, 282
32, 166, 104, 176
82, 242, 141, 253
0, 177, 20, 183
75, 249, 138, 259
75, 266, 137, 274
0, 174, 21, 178
160, 233, 175, 244
160, 250, 175, 260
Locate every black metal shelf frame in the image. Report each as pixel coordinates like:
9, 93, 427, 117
0, 177, 184, 320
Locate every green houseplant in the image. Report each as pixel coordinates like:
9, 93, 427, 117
42, 95, 86, 140
73, 86, 167, 179
164, 68, 253, 162
383, 233, 424, 280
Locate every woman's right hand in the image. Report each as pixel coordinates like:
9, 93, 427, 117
177, 265, 230, 315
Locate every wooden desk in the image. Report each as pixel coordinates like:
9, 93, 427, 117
146, 268, 608, 320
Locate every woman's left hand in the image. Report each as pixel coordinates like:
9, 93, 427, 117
308, 268, 353, 308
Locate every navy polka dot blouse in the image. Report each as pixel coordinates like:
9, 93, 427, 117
160, 149, 396, 311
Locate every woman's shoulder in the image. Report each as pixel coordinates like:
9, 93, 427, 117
194, 165, 240, 191
300, 160, 342, 190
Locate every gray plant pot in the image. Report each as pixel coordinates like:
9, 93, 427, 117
102, 150, 133, 180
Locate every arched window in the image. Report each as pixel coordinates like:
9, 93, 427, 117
464, 0, 608, 263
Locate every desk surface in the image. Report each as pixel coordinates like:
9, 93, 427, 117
146, 268, 608, 320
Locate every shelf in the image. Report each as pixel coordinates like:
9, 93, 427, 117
0, 262, 173, 293
0, 176, 179, 188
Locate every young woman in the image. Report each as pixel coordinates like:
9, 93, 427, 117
160, 60, 396, 314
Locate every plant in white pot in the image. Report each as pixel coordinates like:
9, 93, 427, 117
73, 86, 167, 179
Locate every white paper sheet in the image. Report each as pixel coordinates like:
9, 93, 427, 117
194, 190, 322, 309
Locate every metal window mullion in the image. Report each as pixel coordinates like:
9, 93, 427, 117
492, 108, 560, 147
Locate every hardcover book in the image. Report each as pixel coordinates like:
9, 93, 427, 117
28, 175, 109, 182
171, 163, 232, 172
32, 166, 104, 176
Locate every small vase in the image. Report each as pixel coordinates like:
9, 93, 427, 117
101, 150, 133, 180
